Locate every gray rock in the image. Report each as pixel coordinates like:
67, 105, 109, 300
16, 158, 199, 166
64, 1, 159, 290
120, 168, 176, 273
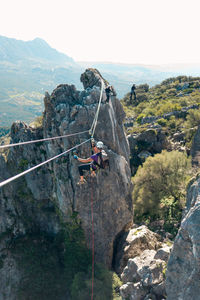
115, 225, 162, 273
120, 282, 146, 300
190, 125, 200, 167
154, 246, 171, 262
166, 175, 200, 300
0, 69, 133, 297
120, 228, 168, 300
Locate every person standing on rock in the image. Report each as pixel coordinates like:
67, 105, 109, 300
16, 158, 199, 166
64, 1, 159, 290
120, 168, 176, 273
105, 85, 114, 102
130, 84, 136, 103
74, 141, 108, 184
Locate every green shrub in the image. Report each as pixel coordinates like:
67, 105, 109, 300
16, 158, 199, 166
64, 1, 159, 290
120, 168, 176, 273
12, 213, 92, 300
157, 118, 167, 127
132, 150, 192, 230
71, 264, 122, 300
136, 113, 146, 124
185, 109, 200, 128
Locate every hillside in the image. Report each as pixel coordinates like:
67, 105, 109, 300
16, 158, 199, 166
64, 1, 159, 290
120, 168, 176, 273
123, 75, 200, 142
0, 36, 83, 127
2, 36, 200, 128
0, 36, 75, 65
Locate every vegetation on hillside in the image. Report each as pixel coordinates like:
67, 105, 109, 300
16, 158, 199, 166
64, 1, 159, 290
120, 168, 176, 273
0, 126, 10, 137
11, 212, 121, 300
122, 76, 200, 138
122, 76, 200, 236
132, 150, 192, 236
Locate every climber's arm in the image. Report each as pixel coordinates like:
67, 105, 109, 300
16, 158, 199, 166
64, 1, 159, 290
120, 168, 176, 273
77, 157, 93, 163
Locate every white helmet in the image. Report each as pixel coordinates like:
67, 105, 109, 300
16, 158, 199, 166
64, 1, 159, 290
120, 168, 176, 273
96, 141, 104, 149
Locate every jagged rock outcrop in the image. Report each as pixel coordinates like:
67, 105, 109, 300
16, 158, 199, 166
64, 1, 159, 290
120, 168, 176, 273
114, 225, 163, 274
128, 129, 170, 174
166, 174, 200, 300
190, 125, 200, 166
0, 68, 132, 298
118, 226, 171, 300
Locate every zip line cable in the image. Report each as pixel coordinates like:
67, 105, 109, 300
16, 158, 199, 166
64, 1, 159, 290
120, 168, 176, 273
0, 130, 89, 149
0, 78, 105, 188
90, 79, 104, 137
0, 139, 91, 188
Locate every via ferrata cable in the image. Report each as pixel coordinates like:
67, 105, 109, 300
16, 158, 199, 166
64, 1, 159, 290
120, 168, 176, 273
0, 139, 91, 188
0, 130, 89, 149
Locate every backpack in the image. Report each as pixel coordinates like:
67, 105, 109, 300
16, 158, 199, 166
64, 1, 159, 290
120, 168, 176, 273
97, 150, 109, 169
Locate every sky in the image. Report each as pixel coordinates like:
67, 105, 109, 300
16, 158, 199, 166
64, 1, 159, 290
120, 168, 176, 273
0, 0, 200, 65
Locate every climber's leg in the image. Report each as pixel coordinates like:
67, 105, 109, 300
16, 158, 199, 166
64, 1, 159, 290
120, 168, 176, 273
78, 164, 91, 183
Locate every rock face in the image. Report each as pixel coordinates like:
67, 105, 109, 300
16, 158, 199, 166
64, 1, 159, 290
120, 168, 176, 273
119, 226, 171, 300
190, 125, 200, 166
128, 129, 170, 174
114, 225, 163, 274
0, 68, 132, 298
166, 175, 200, 300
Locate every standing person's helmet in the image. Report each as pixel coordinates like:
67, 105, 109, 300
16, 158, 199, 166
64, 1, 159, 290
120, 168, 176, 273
96, 141, 104, 149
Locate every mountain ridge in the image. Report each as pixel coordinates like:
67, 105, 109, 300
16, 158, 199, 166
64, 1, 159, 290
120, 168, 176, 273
0, 35, 75, 66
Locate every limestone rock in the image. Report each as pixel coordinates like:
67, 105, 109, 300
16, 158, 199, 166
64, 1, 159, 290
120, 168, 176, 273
115, 225, 162, 273
166, 175, 200, 300
190, 125, 200, 166
154, 246, 171, 262
120, 282, 147, 300
120, 249, 168, 300
80, 68, 107, 90
0, 69, 132, 297
128, 129, 170, 174
119, 226, 170, 300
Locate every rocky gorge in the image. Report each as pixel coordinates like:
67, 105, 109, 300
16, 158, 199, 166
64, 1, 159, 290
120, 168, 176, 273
0, 69, 200, 299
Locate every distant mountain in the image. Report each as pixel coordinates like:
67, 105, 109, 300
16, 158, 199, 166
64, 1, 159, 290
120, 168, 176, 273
0, 36, 84, 127
0, 36, 75, 66
0, 35, 200, 127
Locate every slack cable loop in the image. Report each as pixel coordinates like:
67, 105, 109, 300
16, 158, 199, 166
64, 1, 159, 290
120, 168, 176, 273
0, 139, 91, 188
0, 130, 89, 149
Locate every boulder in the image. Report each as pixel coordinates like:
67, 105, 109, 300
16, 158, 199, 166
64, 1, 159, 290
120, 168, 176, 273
190, 125, 200, 166
166, 175, 200, 300
120, 244, 170, 300
120, 282, 147, 300
128, 129, 170, 174
114, 225, 162, 274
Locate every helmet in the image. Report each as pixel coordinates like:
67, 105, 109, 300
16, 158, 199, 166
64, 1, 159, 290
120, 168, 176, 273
96, 141, 104, 149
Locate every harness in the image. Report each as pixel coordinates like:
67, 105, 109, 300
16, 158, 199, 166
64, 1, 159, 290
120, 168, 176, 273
91, 151, 109, 171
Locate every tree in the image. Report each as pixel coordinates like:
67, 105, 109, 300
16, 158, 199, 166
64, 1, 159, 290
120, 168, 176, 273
132, 150, 192, 222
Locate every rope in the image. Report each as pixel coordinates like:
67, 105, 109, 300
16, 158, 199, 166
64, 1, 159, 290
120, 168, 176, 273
0, 139, 91, 188
90, 79, 104, 137
90, 182, 95, 300
0, 130, 89, 149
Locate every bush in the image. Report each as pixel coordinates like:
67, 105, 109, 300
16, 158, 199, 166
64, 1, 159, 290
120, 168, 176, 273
185, 109, 200, 128
157, 118, 167, 127
71, 264, 122, 300
136, 113, 146, 124
12, 213, 92, 299
132, 150, 192, 231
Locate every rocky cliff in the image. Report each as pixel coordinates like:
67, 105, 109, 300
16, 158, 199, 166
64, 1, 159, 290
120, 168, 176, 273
166, 174, 200, 300
0, 68, 132, 299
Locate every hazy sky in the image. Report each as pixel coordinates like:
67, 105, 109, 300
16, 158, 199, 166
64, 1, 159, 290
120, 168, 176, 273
1, 0, 200, 64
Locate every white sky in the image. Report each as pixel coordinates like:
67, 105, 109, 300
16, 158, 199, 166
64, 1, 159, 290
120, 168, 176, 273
0, 0, 200, 64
